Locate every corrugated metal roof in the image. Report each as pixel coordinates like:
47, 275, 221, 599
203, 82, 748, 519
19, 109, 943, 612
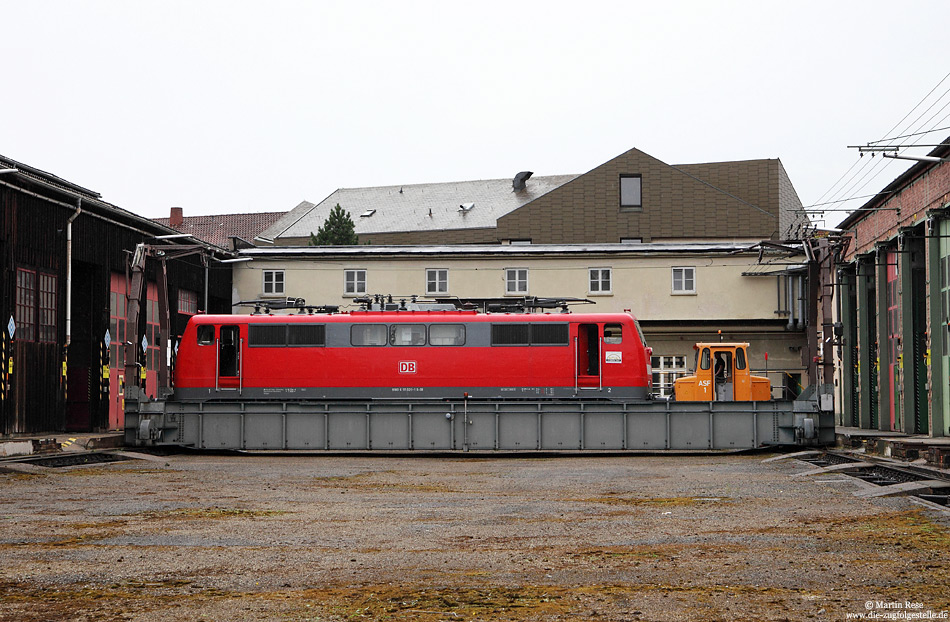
269, 175, 578, 240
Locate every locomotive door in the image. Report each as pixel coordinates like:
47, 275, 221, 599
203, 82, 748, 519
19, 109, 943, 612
576, 324, 601, 389
217, 325, 241, 390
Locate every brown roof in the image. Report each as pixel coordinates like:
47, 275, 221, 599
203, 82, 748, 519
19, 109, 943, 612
155, 212, 284, 248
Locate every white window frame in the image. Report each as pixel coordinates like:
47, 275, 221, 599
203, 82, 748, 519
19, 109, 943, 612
671, 266, 696, 295
588, 267, 612, 295
505, 268, 529, 295
344, 269, 367, 296
263, 270, 285, 296
426, 268, 448, 295
651, 355, 689, 398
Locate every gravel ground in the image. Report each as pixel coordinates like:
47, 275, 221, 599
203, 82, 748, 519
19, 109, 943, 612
1, 451, 948, 621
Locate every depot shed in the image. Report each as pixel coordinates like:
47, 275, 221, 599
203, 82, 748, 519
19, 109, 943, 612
0, 156, 232, 435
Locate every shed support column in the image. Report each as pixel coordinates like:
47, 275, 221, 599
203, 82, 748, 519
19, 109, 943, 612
876, 247, 892, 431
857, 254, 876, 430
928, 216, 947, 436
900, 229, 927, 434
839, 267, 859, 427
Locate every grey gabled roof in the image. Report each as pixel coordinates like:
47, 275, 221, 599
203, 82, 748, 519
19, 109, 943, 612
240, 241, 758, 259
262, 175, 578, 240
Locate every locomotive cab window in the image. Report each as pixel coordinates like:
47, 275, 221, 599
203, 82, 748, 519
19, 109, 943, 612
735, 347, 747, 370
351, 324, 387, 346
391, 324, 426, 346
429, 324, 465, 346
197, 325, 215, 345
700, 347, 711, 370
604, 324, 623, 344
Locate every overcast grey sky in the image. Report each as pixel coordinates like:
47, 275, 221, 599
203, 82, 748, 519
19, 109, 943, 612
2, 1, 948, 228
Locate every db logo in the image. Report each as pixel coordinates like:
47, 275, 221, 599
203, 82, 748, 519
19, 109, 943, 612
398, 361, 417, 374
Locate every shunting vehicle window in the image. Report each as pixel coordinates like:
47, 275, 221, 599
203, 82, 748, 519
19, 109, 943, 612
391, 324, 426, 346
429, 324, 465, 346
351, 324, 388, 346
735, 347, 747, 370
197, 325, 215, 345
700, 348, 711, 370
604, 324, 623, 344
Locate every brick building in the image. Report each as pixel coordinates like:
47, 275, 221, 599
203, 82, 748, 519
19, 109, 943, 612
836, 137, 950, 437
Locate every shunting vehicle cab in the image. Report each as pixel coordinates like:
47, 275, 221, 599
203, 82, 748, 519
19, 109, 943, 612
673, 343, 771, 402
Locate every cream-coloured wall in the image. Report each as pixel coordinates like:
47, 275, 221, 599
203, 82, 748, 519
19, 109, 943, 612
232, 253, 778, 323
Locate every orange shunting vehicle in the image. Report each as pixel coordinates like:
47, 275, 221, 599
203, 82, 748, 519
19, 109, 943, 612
673, 343, 771, 402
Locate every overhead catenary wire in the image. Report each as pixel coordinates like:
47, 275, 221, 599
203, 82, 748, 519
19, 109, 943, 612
814, 72, 950, 221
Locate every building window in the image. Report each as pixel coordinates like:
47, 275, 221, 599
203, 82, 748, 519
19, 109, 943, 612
620, 174, 642, 210
672, 267, 696, 294
589, 268, 612, 295
15, 269, 36, 342
38, 273, 57, 343
505, 268, 528, 295
178, 289, 198, 315
345, 269, 366, 295
652, 355, 688, 398
426, 269, 448, 295
263, 270, 285, 296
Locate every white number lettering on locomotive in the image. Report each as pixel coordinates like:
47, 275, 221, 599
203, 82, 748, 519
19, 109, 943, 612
398, 361, 417, 374
699, 380, 711, 387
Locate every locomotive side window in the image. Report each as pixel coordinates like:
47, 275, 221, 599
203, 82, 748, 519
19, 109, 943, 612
604, 324, 623, 344
351, 324, 387, 346
249, 324, 286, 346
391, 324, 426, 346
288, 324, 326, 346
196, 325, 215, 345
492, 324, 530, 346
530, 323, 569, 345
429, 324, 465, 346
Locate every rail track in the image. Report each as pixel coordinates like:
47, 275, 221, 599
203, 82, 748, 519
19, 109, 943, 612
797, 450, 950, 508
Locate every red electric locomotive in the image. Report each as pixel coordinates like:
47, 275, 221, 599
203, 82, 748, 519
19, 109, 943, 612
172, 308, 652, 402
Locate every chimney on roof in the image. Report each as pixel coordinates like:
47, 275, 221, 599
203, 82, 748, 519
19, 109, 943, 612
170, 207, 183, 228
513, 171, 533, 192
